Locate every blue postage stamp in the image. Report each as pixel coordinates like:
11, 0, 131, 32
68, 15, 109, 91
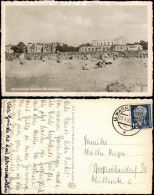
131, 104, 152, 129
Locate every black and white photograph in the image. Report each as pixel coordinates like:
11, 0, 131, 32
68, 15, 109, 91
1, 1, 153, 96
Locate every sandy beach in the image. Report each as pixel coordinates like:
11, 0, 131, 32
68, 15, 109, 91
5, 57, 147, 92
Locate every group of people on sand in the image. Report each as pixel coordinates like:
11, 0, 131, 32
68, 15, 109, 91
82, 60, 112, 71
82, 53, 112, 70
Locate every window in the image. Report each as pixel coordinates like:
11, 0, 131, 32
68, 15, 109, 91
129, 45, 136, 48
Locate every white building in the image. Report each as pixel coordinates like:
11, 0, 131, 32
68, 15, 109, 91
113, 45, 127, 52
91, 36, 126, 47
27, 43, 36, 53
92, 39, 114, 46
80, 36, 127, 52
26, 42, 62, 53
127, 44, 143, 51
35, 43, 43, 53
80, 36, 143, 52
79, 45, 112, 52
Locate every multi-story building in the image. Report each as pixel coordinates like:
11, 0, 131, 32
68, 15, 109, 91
43, 43, 51, 53
27, 43, 36, 53
35, 43, 43, 53
80, 36, 143, 52
80, 37, 120, 52
42, 42, 63, 53
5, 42, 63, 54
26, 42, 62, 53
92, 39, 114, 46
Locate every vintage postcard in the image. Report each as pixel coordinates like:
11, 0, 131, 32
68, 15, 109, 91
1, 99, 153, 194
1, 1, 153, 96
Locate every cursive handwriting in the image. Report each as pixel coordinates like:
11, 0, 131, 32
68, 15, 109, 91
84, 135, 107, 146
93, 163, 147, 178
91, 175, 122, 184
2, 100, 75, 193
4, 102, 12, 193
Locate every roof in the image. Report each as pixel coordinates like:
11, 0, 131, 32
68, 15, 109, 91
80, 45, 95, 48
17, 42, 26, 47
127, 44, 142, 46
113, 45, 127, 46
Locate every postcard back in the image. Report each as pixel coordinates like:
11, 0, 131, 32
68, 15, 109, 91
1, 99, 153, 194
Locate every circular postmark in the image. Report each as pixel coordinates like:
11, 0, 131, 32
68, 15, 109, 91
68, 182, 76, 189
112, 105, 142, 136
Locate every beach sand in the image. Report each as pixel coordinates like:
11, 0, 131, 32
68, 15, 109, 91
5, 57, 147, 92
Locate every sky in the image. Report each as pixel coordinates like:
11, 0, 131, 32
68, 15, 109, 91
5, 5, 148, 46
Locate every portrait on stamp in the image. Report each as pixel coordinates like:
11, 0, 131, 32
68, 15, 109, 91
112, 104, 152, 136
131, 104, 152, 129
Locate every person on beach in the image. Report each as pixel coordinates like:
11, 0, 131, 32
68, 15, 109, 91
41, 56, 46, 62
19, 53, 25, 65
82, 63, 89, 70
57, 51, 61, 63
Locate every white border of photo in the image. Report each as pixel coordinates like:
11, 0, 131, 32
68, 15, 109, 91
1, 1, 153, 97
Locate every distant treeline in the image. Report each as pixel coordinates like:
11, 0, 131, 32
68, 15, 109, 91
56, 44, 79, 52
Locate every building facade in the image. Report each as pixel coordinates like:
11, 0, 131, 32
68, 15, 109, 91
5, 42, 63, 54
92, 39, 114, 46
113, 45, 127, 52
80, 36, 143, 52
127, 44, 143, 51
27, 43, 36, 53
26, 42, 62, 53
43, 43, 51, 53
79, 45, 112, 52
35, 43, 43, 53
